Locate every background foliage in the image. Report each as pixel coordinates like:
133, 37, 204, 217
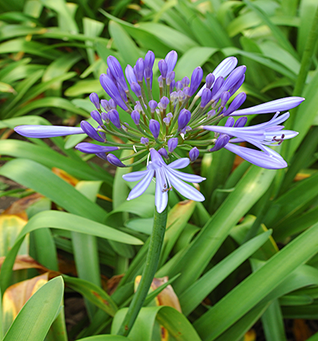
1, 0, 318, 340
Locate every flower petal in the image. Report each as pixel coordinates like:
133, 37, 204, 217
14, 125, 84, 138
122, 170, 149, 182
168, 172, 205, 202
127, 170, 154, 200
167, 168, 206, 183
224, 143, 287, 169
202, 125, 264, 141
155, 168, 168, 213
167, 158, 190, 169
230, 97, 305, 116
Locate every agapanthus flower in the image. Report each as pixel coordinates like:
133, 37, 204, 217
123, 149, 205, 213
14, 50, 304, 212
202, 112, 297, 169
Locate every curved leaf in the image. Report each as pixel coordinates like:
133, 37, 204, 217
3, 277, 64, 341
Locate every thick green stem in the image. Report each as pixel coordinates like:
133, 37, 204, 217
116, 207, 168, 336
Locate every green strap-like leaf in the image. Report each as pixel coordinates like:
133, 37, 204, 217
3, 277, 64, 341
0, 210, 142, 294
112, 306, 201, 341
194, 222, 318, 340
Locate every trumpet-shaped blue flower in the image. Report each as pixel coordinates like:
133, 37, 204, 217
202, 113, 297, 169
123, 149, 205, 213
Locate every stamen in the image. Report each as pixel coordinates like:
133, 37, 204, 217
162, 184, 172, 192
272, 134, 285, 145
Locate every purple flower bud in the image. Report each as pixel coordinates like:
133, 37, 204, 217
144, 51, 155, 88
76, 142, 118, 154
100, 74, 128, 111
166, 71, 175, 86
182, 76, 190, 88
223, 66, 246, 91
101, 99, 111, 112
200, 88, 212, 108
211, 76, 224, 99
220, 91, 231, 109
91, 110, 103, 126
158, 147, 169, 159
176, 81, 183, 91
145, 51, 155, 75
134, 101, 143, 112
225, 117, 235, 127
178, 90, 186, 102
131, 110, 140, 125
107, 56, 128, 91
170, 80, 175, 92
229, 75, 245, 97
131, 82, 142, 97
170, 92, 178, 105
205, 74, 215, 89
109, 99, 117, 109
189, 67, 203, 96
101, 112, 109, 122
149, 119, 160, 138
108, 109, 121, 129
165, 50, 178, 73
210, 134, 230, 152
148, 100, 158, 113
163, 117, 170, 125
125, 64, 137, 85
223, 92, 246, 116
89, 93, 100, 110
178, 109, 191, 131
140, 137, 149, 145
158, 75, 163, 88
107, 154, 126, 167
80, 121, 104, 142
189, 147, 199, 162
160, 96, 169, 109
168, 138, 178, 153
135, 58, 145, 82
183, 87, 191, 97
158, 60, 167, 78
234, 117, 247, 127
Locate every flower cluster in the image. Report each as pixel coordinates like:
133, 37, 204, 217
15, 51, 304, 212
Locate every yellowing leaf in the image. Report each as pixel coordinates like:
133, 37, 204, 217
52, 167, 79, 186
135, 275, 181, 312
244, 329, 256, 341
3, 193, 44, 218
2, 273, 49, 335
0, 214, 28, 256
0, 254, 47, 272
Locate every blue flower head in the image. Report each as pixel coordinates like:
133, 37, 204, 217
14, 51, 305, 212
